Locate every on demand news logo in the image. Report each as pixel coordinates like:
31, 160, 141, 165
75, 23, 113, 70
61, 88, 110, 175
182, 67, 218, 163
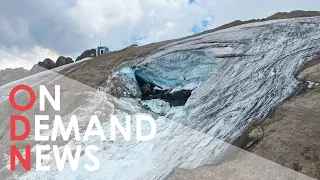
9, 84, 157, 172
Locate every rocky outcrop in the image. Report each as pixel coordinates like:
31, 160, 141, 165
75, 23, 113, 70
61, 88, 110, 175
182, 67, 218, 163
76, 48, 96, 61
28, 56, 74, 75
38, 58, 56, 69
29, 58, 56, 74
266, 10, 320, 20
55, 56, 74, 67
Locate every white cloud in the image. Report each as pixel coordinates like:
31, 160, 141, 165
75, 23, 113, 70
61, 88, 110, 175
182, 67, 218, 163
1, 0, 320, 70
0, 46, 59, 70
0, 16, 32, 46
0, 50, 33, 70
135, 0, 216, 44
67, 0, 143, 36
63, 0, 215, 48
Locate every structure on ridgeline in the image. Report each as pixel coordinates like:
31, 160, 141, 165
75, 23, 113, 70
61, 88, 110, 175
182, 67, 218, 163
96, 41, 109, 56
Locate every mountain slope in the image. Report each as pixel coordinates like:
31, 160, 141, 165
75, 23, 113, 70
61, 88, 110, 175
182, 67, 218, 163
0, 11, 320, 180
59, 10, 320, 89
248, 59, 320, 179
168, 58, 320, 180
8, 16, 320, 180
0, 67, 28, 86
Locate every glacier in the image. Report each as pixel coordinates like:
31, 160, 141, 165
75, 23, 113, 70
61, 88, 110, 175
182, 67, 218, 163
134, 51, 216, 90
1, 17, 320, 180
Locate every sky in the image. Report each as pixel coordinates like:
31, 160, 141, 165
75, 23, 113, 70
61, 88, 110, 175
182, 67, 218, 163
0, 0, 320, 70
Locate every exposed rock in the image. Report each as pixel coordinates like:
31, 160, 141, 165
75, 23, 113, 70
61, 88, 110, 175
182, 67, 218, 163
298, 60, 320, 83
241, 126, 264, 149
247, 59, 320, 179
108, 77, 132, 98
306, 81, 319, 89
76, 48, 96, 61
55, 56, 74, 67
38, 58, 56, 69
266, 10, 320, 20
247, 126, 264, 141
29, 58, 56, 74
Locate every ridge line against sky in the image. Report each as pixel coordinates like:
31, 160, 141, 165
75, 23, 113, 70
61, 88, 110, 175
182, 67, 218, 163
1, 0, 320, 70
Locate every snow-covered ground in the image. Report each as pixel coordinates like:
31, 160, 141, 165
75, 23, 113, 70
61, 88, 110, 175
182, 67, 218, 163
1, 17, 320, 179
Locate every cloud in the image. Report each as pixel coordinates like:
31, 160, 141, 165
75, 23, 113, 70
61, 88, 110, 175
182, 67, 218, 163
0, 50, 33, 70
0, 46, 59, 70
134, 0, 216, 45
0, 16, 33, 47
59, 0, 218, 49
0, 0, 216, 51
1, 0, 320, 69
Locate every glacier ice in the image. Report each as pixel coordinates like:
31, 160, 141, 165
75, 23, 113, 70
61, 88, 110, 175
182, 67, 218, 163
134, 51, 217, 90
109, 51, 216, 107
4, 17, 320, 180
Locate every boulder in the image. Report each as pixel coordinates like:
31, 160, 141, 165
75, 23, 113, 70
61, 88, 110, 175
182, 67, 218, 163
247, 126, 264, 141
56, 56, 74, 67
29, 58, 56, 75
38, 58, 56, 70
76, 49, 96, 61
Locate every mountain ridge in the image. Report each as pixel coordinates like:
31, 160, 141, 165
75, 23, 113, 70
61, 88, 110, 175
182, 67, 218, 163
2, 10, 320, 88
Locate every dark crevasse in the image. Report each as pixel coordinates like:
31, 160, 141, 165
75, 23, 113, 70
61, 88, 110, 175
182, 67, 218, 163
134, 71, 192, 106
109, 51, 216, 106
129, 51, 216, 106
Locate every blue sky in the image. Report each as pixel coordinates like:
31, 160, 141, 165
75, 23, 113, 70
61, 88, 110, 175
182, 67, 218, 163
1, 0, 320, 70
191, 19, 213, 34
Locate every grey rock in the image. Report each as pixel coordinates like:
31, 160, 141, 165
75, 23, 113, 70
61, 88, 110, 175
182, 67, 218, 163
29, 58, 56, 75
38, 58, 56, 70
247, 126, 264, 141
76, 49, 96, 61
56, 56, 74, 67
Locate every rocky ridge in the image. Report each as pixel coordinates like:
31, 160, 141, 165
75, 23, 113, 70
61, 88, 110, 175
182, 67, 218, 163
76, 48, 96, 61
